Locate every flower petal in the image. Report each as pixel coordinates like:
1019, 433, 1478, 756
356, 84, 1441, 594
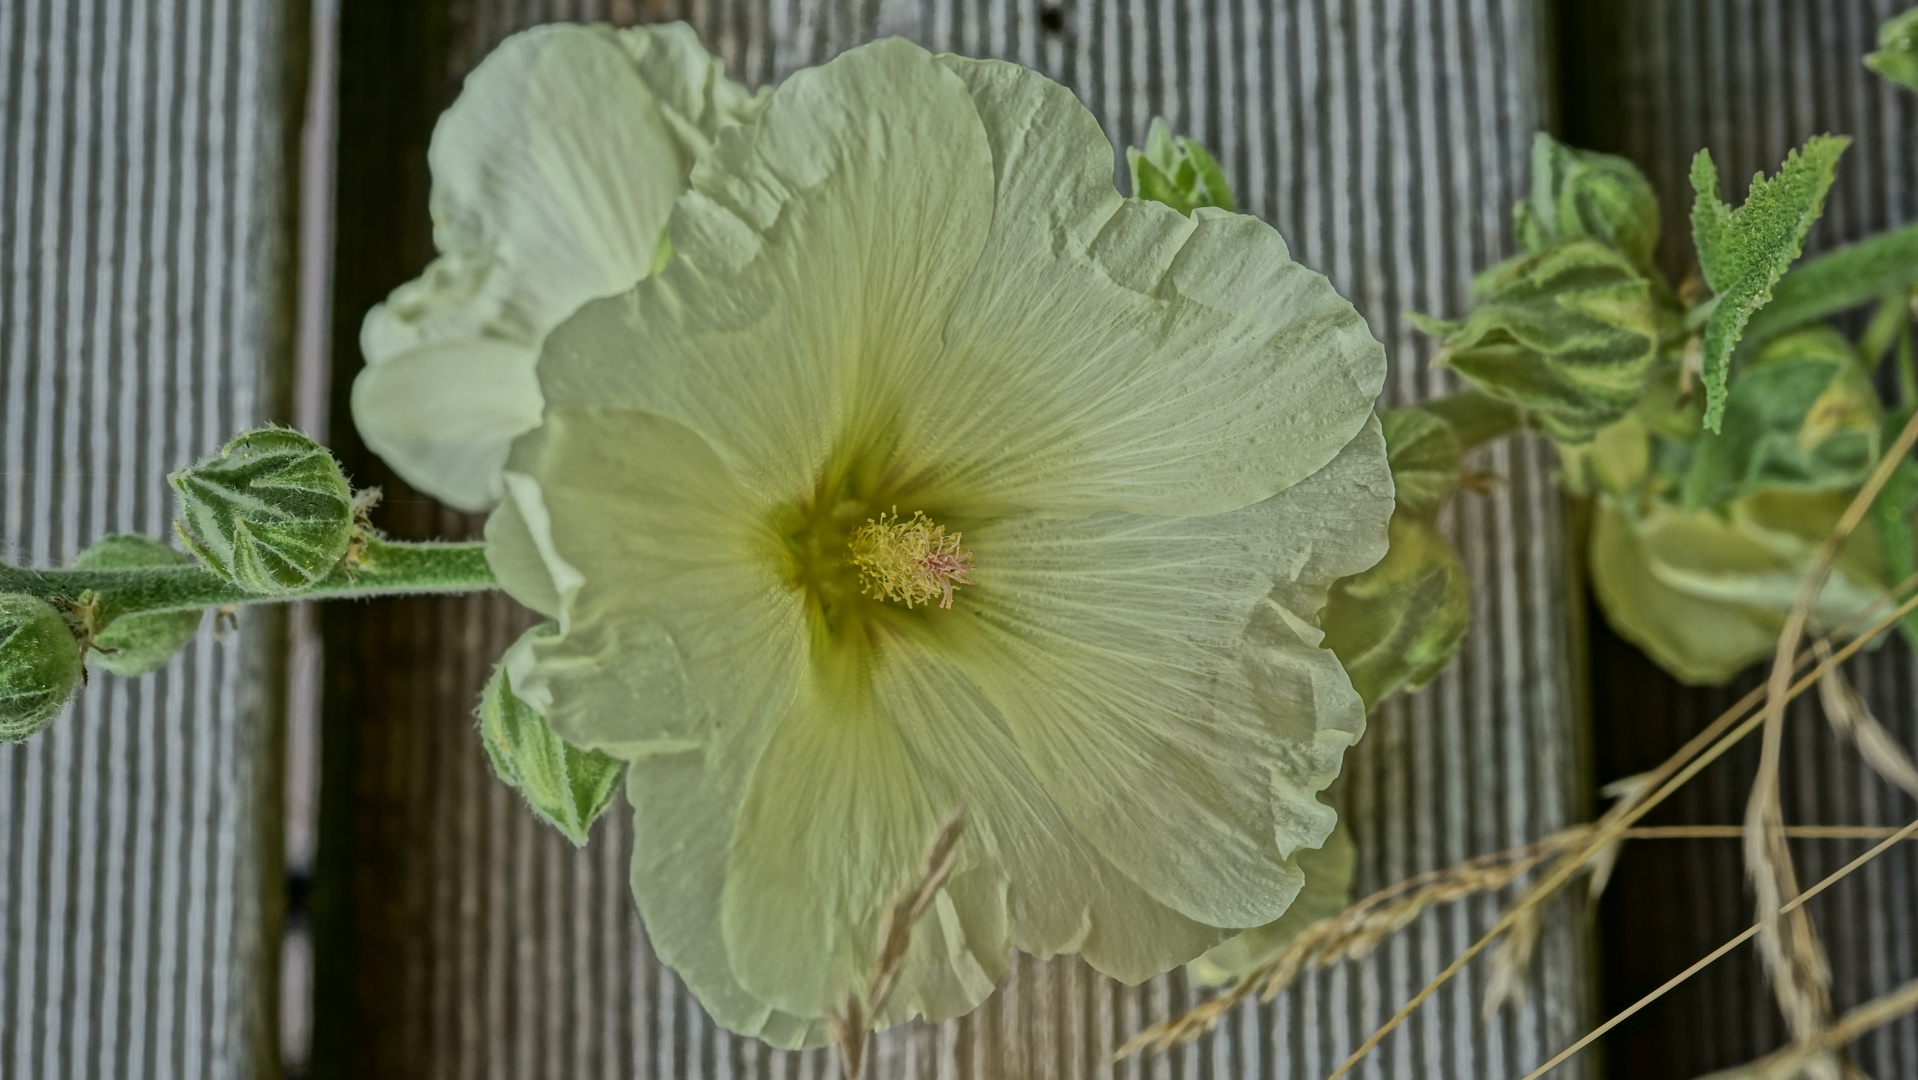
715, 625, 1237, 1024
355, 23, 754, 509
354, 339, 540, 513
943, 418, 1390, 927
536, 38, 999, 503
902, 55, 1387, 516
627, 754, 835, 1050
1187, 822, 1354, 984
493, 407, 803, 759
538, 41, 1382, 518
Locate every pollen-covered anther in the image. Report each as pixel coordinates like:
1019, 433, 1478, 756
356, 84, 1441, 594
849, 510, 975, 610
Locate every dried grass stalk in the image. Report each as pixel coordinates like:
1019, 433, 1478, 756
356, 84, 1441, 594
1743, 408, 1918, 1057
1694, 977, 1918, 1080
1118, 831, 1591, 1056
831, 809, 966, 1080
1816, 641, 1918, 799
1519, 816, 1918, 1080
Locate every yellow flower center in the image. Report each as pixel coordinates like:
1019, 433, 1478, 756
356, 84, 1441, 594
848, 509, 974, 610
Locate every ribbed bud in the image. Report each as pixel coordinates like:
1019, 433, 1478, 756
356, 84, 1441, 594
169, 428, 354, 596
1127, 118, 1234, 216
0, 594, 83, 742
73, 535, 204, 676
1513, 132, 1662, 275
478, 625, 625, 846
1412, 240, 1659, 443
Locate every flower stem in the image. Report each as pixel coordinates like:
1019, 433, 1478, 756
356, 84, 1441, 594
0, 538, 497, 621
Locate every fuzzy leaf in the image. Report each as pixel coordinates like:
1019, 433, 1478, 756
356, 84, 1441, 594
1689, 136, 1849, 431
73, 535, 203, 676
479, 625, 626, 846
1868, 7, 1918, 93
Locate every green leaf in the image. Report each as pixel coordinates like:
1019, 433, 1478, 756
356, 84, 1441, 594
1418, 240, 1659, 442
1591, 489, 1889, 685
1869, 408, 1918, 650
169, 427, 356, 595
1181, 139, 1235, 214
1689, 136, 1850, 431
73, 535, 203, 676
1737, 223, 1918, 353
479, 624, 626, 846
1126, 117, 1234, 215
1681, 327, 1880, 508
1322, 513, 1470, 711
1867, 7, 1918, 93
1380, 407, 1462, 517
1126, 150, 1194, 214
1516, 132, 1662, 276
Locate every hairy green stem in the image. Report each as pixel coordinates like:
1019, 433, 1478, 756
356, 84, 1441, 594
0, 538, 497, 621
1740, 221, 1918, 352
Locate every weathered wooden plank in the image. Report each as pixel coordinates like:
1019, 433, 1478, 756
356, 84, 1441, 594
0, 0, 306, 1077
314, 1, 1590, 1077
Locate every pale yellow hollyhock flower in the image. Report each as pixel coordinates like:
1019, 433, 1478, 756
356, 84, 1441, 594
486, 39, 1392, 1047
353, 22, 762, 511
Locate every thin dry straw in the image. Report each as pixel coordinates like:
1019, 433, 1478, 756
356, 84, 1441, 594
1743, 406, 1918, 1047
1518, 815, 1918, 1080
1320, 583, 1918, 1080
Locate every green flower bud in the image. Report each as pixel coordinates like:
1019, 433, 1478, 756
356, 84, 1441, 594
1557, 411, 1652, 499
1412, 239, 1659, 443
478, 625, 625, 846
1319, 408, 1473, 712
1380, 407, 1463, 518
1513, 132, 1662, 276
169, 427, 354, 595
71, 535, 204, 676
0, 594, 84, 741
1321, 513, 1470, 712
1127, 118, 1234, 215
1680, 327, 1880, 509
1868, 8, 1918, 94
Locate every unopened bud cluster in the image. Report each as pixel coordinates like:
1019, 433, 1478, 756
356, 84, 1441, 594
1413, 134, 1666, 443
